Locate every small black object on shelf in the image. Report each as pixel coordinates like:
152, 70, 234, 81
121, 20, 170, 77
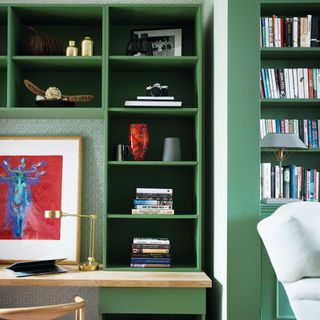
127, 33, 153, 56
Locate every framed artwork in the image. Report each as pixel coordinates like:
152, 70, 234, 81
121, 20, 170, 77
0, 136, 82, 264
133, 28, 182, 56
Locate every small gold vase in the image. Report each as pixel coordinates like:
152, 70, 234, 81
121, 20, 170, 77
66, 40, 78, 56
81, 37, 93, 56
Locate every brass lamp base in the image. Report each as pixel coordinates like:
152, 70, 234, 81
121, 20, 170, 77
79, 261, 99, 271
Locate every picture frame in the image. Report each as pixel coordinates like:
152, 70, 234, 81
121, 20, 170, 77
0, 136, 82, 264
133, 28, 182, 56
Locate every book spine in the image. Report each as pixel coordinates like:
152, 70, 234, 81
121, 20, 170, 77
297, 68, 305, 98
284, 68, 290, 98
293, 17, 298, 47
265, 17, 270, 47
132, 209, 174, 214
133, 238, 170, 244
313, 68, 318, 98
261, 17, 266, 47
303, 68, 309, 98
311, 16, 319, 47
308, 69, 314, 98
132, 243, 170, 249
136, 188, 172, 194
269, 17, 274, 47
134, 199, 173, 205
130, 264, 171, 268
131, 253, 171, 258
135, 205, 173, 210
131, 258, 171, 264
278, 69, 286, 98
132, 249, 170, 254
307, 15, 312, 47
292, 68, 298, 98
283, 167, 290, 198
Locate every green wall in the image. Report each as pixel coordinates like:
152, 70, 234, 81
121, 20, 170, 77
227, 0, 261, 319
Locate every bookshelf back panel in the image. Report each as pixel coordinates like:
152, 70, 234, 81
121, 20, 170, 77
14, 69, 102, 108
108, 166, 196, 215
0, 72, 6, 107
0, 25, 7, 55
261, 153, 320, 169
107, 219, 196, 267
261, 3, 320, 16
261, 107, 320, 119
108, 71, 196, 108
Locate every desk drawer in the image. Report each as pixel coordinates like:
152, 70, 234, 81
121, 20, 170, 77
99, 288, 206, 314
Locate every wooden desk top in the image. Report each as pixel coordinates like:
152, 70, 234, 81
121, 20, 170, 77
0, 266, 212, 288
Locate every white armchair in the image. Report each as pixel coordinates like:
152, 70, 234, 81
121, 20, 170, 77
257, 202, 320, 320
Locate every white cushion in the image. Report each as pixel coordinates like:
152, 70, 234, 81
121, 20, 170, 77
257, 202, 320, 282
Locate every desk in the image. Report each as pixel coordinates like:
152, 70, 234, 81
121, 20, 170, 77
0, 266, 211, 319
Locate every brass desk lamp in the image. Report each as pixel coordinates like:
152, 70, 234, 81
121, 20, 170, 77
44, 210, 99, 271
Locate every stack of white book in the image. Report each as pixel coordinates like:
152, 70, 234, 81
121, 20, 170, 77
132, 188, 174, 214
125, 96, 182, 108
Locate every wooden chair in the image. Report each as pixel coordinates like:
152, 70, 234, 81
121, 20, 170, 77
0, 296, 85, 320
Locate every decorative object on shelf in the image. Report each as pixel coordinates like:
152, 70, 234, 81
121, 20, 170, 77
128, 123, 149, 161
124, 83, 182, 108
24, 26, 63, 56
0, 137, 82, 264
81, 36, 93, 56
162, 137, 181, 161
116, 144, 125, 161
127, 33, 153, 56
44, 210, 99, 271
260, 133, 307, 203
24, 79, 94, 107
133, 28, 182, 56
146, 83, 168, 97
66, 40, 78, 56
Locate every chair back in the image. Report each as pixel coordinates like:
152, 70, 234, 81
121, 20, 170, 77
258, 202, 320, 283
0, 296, 85, 320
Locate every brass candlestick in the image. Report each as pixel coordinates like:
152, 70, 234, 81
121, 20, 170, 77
44, 210, 99, 271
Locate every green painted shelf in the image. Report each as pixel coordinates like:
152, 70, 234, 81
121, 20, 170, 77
109, 56, 198, 71
108, 108, 198, 117
108, 161, 198, 166
261, 47, 320, 60
106, 266, 198, 272
108, 214, 197, 219
0, 108, 104, 119
12, 56, 102, 71
261, 99, 320, 107
261, 148, 320, 153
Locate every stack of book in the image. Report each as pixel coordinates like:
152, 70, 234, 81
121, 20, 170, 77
132, 188, 174, 215
260, 15, 319, 48
124, 96, 182, 108
131, 237, 171, 268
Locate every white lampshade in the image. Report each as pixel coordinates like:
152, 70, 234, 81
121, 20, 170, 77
261, 133, 307, 149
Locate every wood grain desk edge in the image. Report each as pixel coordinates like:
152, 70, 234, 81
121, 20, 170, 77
0, 266, 212, 288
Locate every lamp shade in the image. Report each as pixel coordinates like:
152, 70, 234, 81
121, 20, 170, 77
260, 133, 307, 149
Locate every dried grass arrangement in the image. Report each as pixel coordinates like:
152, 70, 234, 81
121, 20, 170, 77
24, 26, 63, 55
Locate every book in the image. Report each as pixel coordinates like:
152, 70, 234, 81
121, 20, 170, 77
131, 257, 171, 264
130, 263, 171, 268
135, 205, 173, 210
124, 100, 182, 107
131, 253, 170, 258
132, 209, 174, 215
132, 243, 170, 250
132, 248, 170, 254
137, 96, 174, 100
133, 237, 170, 244
136, 188, 172, 194
134, 199, 173, 205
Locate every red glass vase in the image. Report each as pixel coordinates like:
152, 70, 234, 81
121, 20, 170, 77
129, 123, 149, 161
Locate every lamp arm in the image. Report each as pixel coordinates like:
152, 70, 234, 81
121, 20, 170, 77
62, 213, 96, 219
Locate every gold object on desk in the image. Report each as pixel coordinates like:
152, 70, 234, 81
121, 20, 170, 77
45, 210, 99, 271
81, 36, 93, 56
66, 40, 78, 56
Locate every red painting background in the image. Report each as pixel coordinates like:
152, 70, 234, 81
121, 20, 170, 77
0, 156, 62, 240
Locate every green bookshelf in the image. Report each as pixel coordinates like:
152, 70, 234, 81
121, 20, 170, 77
259, 1, 320, 319
0, 4, 207, 318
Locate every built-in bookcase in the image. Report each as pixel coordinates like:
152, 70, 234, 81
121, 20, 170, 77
260, 1, 320, 319
0, 3, 203, 271
105, 5, 202, 271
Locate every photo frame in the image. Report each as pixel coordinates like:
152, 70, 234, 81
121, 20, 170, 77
133, 28, 182, 56
0, 136, 82, 264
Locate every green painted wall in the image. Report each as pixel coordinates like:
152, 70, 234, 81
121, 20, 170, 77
227, 0, 261, 319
